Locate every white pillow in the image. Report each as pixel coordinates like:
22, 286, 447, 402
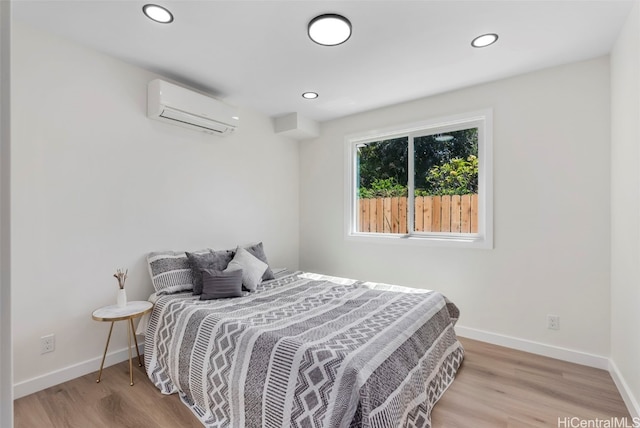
224, 247, 268, 292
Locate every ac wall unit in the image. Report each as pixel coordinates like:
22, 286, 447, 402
147, 79, 239, 136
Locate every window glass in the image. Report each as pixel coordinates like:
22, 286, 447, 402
347, 110, 491, 248
356, 137, 408, 234
414, 128, 478, 233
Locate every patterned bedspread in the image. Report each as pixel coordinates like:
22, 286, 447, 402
145, 271, 464, 428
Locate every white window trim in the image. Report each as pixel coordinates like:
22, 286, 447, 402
344, 109, 493, 249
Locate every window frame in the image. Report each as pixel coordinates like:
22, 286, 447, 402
344, 109, 493, 249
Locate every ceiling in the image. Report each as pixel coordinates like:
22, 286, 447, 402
13, 0, 634, 123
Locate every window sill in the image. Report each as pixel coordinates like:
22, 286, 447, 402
345, 232, 493, 249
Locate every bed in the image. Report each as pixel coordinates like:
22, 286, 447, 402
144, 269, 464, 428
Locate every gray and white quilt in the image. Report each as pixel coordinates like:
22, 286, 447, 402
145, 271, 464, 428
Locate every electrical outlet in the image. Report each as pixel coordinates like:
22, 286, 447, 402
40, 334, 55, 354
547, 315, 560, 330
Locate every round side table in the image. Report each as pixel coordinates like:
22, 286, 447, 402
92, 300, 153, 386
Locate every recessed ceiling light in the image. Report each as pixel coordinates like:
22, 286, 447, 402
434, 134, 454, 142
308, 14, 352, 46
471, 33, 498, 48
143, 4, 174, 24
302, 92, 319, 99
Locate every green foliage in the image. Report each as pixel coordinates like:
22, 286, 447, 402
425, 155, 478, 196
357, 128, 479, 199
358, 177, 407, 198
357, 138, 409, 189
414, 128, 478, 194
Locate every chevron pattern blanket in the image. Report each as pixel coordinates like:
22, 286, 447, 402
145, 271, 463, 428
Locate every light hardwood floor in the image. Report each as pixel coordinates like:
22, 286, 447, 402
15, 337, 630, 427
431, 338, 630, 427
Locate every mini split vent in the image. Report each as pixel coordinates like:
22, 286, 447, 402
147, 79, 239, 136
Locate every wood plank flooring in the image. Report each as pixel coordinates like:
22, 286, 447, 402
14, 360, 201, 428
15, 337, 630, 427
431, 338, 630, 427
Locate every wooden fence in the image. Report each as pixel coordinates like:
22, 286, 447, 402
358, 194, 478, 234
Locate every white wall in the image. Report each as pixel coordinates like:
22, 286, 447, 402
11, 23, 300, 393
300, 57, 611, 358
0, 1, 13, 425
610, 1, 640, 417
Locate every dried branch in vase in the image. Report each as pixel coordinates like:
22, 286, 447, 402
113, 268, 128, 289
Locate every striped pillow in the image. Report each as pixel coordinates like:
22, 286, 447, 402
147, 249, 208, 295
200, 269, 243, 300
186, 249, 234, 295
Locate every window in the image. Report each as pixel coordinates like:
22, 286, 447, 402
345, 110, 493, 248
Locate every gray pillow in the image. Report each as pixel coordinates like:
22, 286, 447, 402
244, 242, 275, 281
186, 249, 234, 295
224, 247, 267, 292
200, 269, 243, 300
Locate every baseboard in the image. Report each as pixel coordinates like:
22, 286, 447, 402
455, 325, 609, 370
609, 359, 640, 419
13, 344, 144, 399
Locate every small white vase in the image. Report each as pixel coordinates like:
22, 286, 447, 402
117, 289, 127, 308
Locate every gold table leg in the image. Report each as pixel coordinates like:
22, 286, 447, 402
130, 317, 143, 368
96, 321, 114, 383
127, 319, 134, 386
